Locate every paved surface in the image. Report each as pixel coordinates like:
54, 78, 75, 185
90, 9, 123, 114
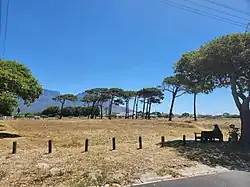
136, 171, 250, 187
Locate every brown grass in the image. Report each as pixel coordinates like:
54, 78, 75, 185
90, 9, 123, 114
0, 118, 240, 186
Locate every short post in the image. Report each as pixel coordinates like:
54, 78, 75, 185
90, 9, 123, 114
161, 136, 165, 147
85, 139, 89, 152
139, 136, 142, 149
183, 135, 186, 146
12, 141, 17, 154
48, 140, 52, 153
112, 137, 116, 150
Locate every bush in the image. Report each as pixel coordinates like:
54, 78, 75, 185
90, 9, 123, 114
181, 113, 190, 118
14, 114, 25, 119
40, 115, 48, 119
26, 114, 35, 119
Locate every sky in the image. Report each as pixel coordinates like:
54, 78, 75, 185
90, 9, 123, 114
1, 0, 250, 115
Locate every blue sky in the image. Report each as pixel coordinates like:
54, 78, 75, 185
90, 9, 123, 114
1, 0, 250, 114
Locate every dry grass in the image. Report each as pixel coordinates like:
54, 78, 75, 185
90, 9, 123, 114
0, 118, 240, 186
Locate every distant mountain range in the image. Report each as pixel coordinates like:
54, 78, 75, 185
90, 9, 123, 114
18, 89, 127, 114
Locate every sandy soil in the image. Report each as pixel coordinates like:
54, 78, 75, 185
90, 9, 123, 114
0, 118, 240, 187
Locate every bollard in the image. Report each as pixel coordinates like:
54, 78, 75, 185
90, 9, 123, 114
138, 136, 142, 149
161, 136, 165, 147
12, 142, 17, 154
112, 137, 116, 150
85, 139, 89, 152
183, 135, 186, 146
48, 140, 52, 153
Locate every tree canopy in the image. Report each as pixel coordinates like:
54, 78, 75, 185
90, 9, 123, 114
0, 59, 43, 116
175, 33, 250, 143
0, 59, 43, 104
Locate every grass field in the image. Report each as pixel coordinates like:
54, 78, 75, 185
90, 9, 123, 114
0, 118, 241, 187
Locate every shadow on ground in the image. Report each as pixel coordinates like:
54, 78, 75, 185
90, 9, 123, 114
0, 132, 21, 139
157, 140, 250, 171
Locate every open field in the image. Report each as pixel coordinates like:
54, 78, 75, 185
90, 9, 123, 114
0, 118, 246, 187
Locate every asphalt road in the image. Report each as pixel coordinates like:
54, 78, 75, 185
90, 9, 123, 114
136, 171, 250, 187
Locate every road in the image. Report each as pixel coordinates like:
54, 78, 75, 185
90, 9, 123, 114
136, 171, 250, 187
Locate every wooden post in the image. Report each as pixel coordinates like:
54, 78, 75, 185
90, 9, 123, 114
139, 136, 142, 149
161, 136, 165, 147
183, 135, 186, 146
85, 139, 89, 152
12, 141, 17, 154
48, 140, 52, 153
112, 137, 116, 150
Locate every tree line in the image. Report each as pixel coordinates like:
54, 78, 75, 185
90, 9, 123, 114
50, 87, 164, 120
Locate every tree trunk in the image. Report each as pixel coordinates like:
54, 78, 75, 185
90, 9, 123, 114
240, 96, 250, 144
108, 97, 114, 120
148, 101, 152, 120
168, 92, 176, 121
135, 98, 139, 119
90, 102, 96, 119
132, 96, 137, 119
142, 98, 146, 119
125, 101, 129, 119
100, 105, 103, 119
193, 93, 197, 121
59, 102, 65, 119
145, 100, 149, 119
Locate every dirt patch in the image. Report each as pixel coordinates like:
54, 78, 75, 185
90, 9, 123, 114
0, 118, 240, 186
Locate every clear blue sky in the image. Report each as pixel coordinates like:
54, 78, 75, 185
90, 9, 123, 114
1, 0, 250, 114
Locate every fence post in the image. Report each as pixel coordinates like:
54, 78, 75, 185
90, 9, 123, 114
85, 139, 89, 152
112, 137, 116, 150
48, 140, 52, 153
12, 141, 17, 154
139, 136, 142, 149
161, 136, 165, 147
183, 135, 186, 146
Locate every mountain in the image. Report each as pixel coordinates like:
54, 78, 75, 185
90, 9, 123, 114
18, 89, 128, 114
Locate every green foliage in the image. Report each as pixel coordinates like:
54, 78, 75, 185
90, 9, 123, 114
175, 51, 213, 94
192, 33, 250, 89
52, 94, 78, 104
41, 106, 99, 117
0, 59, 43, 105
14, 114, 25, 119
41, 106, 60, 117
0, 92, 18, 116
182, 112, 190, 117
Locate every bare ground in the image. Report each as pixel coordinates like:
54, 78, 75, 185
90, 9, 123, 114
0, 118, 241, 187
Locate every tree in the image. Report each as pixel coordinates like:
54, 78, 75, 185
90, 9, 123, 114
95, 88, 110, 119
52, 94, 78, 119
175, 51, 213, 121
138, 88, 164, 119
132, 91, 138, 119
0, 93, 18, 116
160, 75, 186, 121
187, 33, 250, 144
41, 106, 60, 117
107, 88, 124, 120
0, 59, 43, 115
121, 91, 135, 119
84, 89, 100, 119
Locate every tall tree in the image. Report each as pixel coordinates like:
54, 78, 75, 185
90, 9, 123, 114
182, 33, 250, 144
52, 94, 78, 119
175, 51, 213, 121
132, 91, 138, 119
121, 91, 135, 119
107, 88, 124, 120
83, 89, 102, 119
161, 75, 186, 121
0, 59, 43, 116
96, 88, 110, 119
